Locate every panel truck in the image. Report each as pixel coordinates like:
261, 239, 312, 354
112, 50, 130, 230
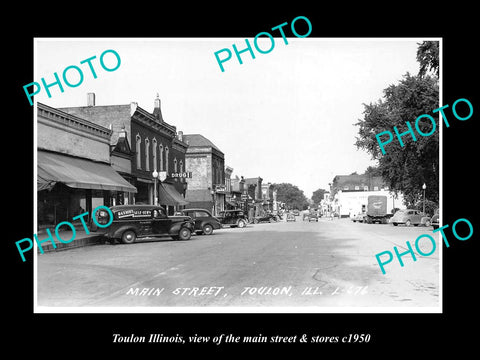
366, 195, 390, 224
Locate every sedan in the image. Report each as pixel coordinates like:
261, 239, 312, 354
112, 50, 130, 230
390, 209, 430, 227
253, 213, 278, 224
180, 208, 222, 235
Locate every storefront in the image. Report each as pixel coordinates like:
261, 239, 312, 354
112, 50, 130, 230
37, 150, 137, 228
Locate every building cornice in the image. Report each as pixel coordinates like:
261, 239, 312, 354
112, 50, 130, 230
38, 102, 112, 141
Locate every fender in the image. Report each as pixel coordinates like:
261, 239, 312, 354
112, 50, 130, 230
169, 221, 193, 235
108, 224, 137, 239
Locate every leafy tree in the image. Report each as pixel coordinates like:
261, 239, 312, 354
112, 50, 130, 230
311, 188, 326, 205
355, 73, 439, 207
272, 183, 309, 210
417, 41, 439, 78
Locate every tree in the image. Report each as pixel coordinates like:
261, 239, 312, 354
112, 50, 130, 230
417, 41, 439, 78
272, 183, 309, 210
311, 188, 326, 205
355, 73, 439, 207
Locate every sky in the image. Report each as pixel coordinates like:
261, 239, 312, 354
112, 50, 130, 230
34, 37, 423, 198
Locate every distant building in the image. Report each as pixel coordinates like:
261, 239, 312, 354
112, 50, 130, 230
331, 174, 387, 193
330, 173, 403, 218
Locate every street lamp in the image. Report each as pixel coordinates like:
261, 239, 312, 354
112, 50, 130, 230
422, 183, 427, 214
152, 170, 159, 205
210, 188, 216, 215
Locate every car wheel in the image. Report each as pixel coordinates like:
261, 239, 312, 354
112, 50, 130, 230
425, 220, 431, 227
121, 230, 136, 244
405, 220, 411, 226
238, 219, 246, 228
178, 227, 191, 241
202, 224, 213, 235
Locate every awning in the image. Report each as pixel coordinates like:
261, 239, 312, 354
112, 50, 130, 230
158, 182, 188, 206
37, 150, 137, 193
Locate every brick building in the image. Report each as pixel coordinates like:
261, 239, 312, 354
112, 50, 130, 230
37, 102, 137, 227
60, 94, 188, 214
183, 134, 225, 215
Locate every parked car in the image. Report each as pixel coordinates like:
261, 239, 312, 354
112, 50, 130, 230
253, 213, 278, 223
180, 208, 221, 235
286, 213, 296, 222
98, 205, 195, 244
390, 209, 430, 226
431, 212, 439, 229
217, 209, 248, 228
352, 212, 367, 223
307, 212, 318, 222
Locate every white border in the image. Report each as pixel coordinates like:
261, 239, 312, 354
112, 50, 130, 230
33, 37, 443, 314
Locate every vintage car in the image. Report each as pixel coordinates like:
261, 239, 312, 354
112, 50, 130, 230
352, 212, 367, 223
253, 213, 278, 223
307, 212, 319, 222
97, 205, 195, 244
180, 208, 222, 235
286, 213, 296, 222
216, 209, 248, 228
431, 212, 439, 229
390, 209, 430, 227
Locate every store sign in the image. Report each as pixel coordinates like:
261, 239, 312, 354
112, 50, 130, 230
215, 185, 226, 193
171, 172, 192, 178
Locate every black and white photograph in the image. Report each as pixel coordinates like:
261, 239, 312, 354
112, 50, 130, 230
33, 37, 441, 312
7, 7, 478, 354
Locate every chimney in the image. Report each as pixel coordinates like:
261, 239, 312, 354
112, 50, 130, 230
153, 93, 163, 122
177, 131, 183, 141
87, 92, 95, 106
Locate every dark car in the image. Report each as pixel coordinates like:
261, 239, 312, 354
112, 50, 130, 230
307, 213, 318, 222
253, 213, 278, 224
431, 212, 439, 229
217, 209, 248, 228
97, 205, 195, 244
180, 208, 221, 235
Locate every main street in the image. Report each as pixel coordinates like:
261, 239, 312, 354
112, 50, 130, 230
36, 217, 440, 311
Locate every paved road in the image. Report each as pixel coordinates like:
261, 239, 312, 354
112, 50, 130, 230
36, 217, 440, 311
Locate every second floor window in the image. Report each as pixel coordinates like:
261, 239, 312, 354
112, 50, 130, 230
136, 134, 141, 169
145, 138, 150, 171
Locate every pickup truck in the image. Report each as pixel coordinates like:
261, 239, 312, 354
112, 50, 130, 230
97, 204, 195, 244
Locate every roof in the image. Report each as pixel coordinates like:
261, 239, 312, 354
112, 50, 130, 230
183, 134, 223, 154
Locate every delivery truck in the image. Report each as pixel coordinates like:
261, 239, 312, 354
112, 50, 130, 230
366, 195, 391, 224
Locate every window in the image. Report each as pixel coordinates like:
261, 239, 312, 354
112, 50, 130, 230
159, 144, 164, 171
152, 138, 157, 171
136, 134, 141, 169
165, 147, 169, 173
195, 211, 209, 218
145, 138, 150, 171
174, 158, 178, 173
179, 160, 183, 173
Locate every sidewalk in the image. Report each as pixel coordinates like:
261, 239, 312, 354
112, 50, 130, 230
35, 227, 107, 253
